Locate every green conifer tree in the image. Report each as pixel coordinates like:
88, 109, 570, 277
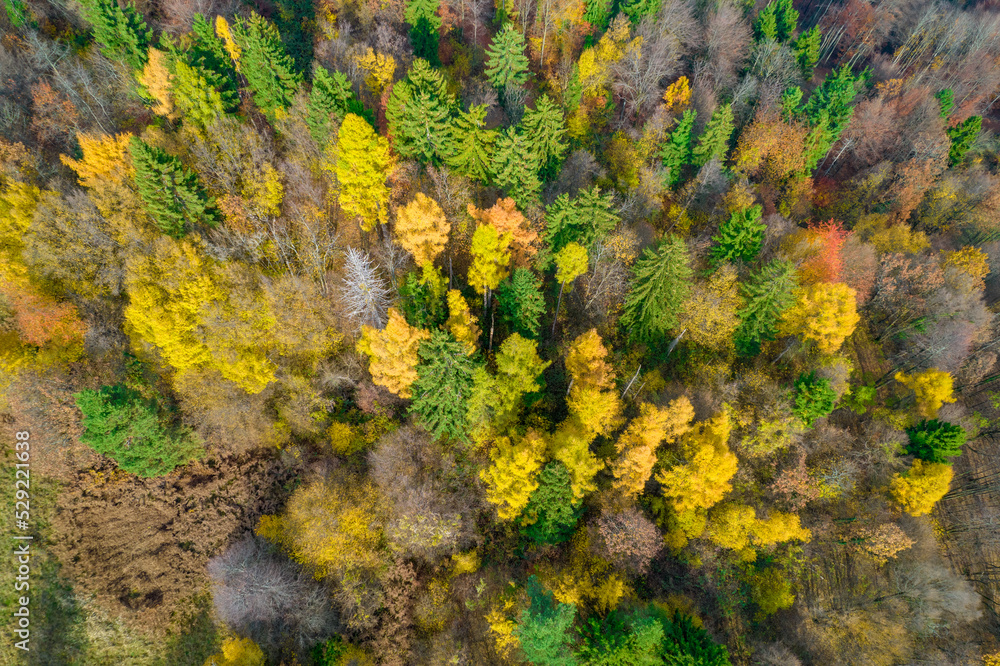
498, 268, 546, 338
129, 136, 218, 238
515, 576, 578, 666
232, 12, 302, 122
947, 115, 982, 166
734, 258, 798, 356
306, 65, 368, 146
905, 420, 966, 464
710, 204, 766, 266
935, 88, 954, 118
583, 0, 612, 30
79, 0, 152, 71
621, 235, 693, 343
775, 0, 798, 41
521, 94, 568, 180
190, 13, 238, 87
409, 329, 479, 442
172, 59, 237, 127
521, 462, 582, 545
386, 58, 455, 164
543, 186, 619, 256
405, 0, 442, 66
754, 3, 778, 41
621, 0, 658, 23
485, 23, 530, 90
661, 108, 697, 188
692, 104, 734, 167
793, 26, 821, 79
444, 104, 496, 182
491, 127, 542, 208
800, 64, 862, 170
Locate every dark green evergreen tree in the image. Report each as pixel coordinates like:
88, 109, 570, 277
491, 127, 542, 208
306, 65, 369, 146
621, 0, 658, 23
935, 88, 954, 118
710, 204, 766, 266
74, 384, 203, 478
754, 3, 778, 41
406, 0, 442, 65
521, 94, 568, 180
129, 136, 218, 238
233, 12, 303, 122
543, 185, 619, 255
946, 115, 981, 166
793, 26, 821, 78
800, 65, 862, 170
793, 372, 838, 426
692, 104, 735, 167
398, 269, 447, 329
498, 268, 546, 338
577, 610, 664, 665
621, 235, 693, 343
190, 13, 238, 88
521, 462, 581, 545
409, 330, 478, 442
658, 610, 732, 666
905, 420, 966, 464
734, 258, 798, 357
583, 0, 612, 30
661, 109, 697, 188
775, 0, 798, 41
485, 23, 530, 90
79, 0, 152, 71
515, 576, 578, 666
386, 58, 455, 164
444, 104, 496, 182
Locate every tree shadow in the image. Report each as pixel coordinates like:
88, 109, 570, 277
158, 593, 221, 666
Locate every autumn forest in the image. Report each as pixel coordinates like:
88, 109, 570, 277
1, 0, 1000, 663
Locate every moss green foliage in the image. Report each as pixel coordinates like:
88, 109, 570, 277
621, 235, 693, 344
522, 94, 568, 180
521, 462, 582, 545
905, 419, 966, 464
734, 259, 798, 356
661, 109, 696, 188
578, 609, 664, 665
485, 23, 530, 90
306, 66, 368, 145
129, 137, 218, 237
386, 58, 455, 164
410, 330, 479, 441
692, 104, 734, 167
499, 267, 546, 338
710, 205, 766, 266
233, 13, 302, 121
398, 265, 448, 329
946, 115, 982, 166
515, 576, 579, 666
74, 384, 202, 477
793, 26, 821, 78
544, 186, 619, 255
79, 0, 151, 71
659, 610, 731, 666
792, 371, 838, 426
444, 104, 496, 182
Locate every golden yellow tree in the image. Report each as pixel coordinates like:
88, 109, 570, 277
480, 431, 547, 520
395, 192, 450, 266
889, 459, 953, 516
468, 223, 512, 300
704, 503, 811, 561
895, 368, 956, 419
676, 263, 742, 350
356, 308, 429, 398
334, 114, 392, 232
215, 16, 241, 69
941, 246, 989, 290
661, 76, 691, 113
354, 48, 396, 97
656, 409, 738, 514
203, 637, 265, 666
467, 198, 539, 267
565, 329, 622, 437
779, 282, 860, 354
549, 419, 604, 501
60, 132, 134, 189
612, 397, 695, 497
445, 290, 480, 354
137, 48, 177, 118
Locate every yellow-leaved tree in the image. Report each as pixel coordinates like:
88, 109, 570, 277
354, 48, 396, 97
395, 192, 450, 266
941, 246, 989, 291
445, 290, 480, 354
895, 368, 955, 419
565, 328, 622, 437
480, 430, 547, 520
137, 48, 177, 118
704, 503, 811, 561
467, 198, 538, 267
468, 223, 512, 305
203, 637, 265, 666
334, 114, 392, 232
467, 333, 550, 442
676, 263, 742, 350
890, 459, 953, 516
611, 397, 695, 497
779, 282, 860, 354
356, 308, 429, 398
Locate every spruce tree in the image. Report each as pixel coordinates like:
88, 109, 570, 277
621, 0, 658, 23
409, 329, 478, 442
692, 104, 734, 167
129, 136, 218, 238
491, 127, 542, 208
485, 23, 530, 90
521, 462, 582, 545
793, 26, 821, 79
306, 65, 368, 146
905, 420, 966, 464
543, 185, 619, 255
498, 268, 546, 338
515, 576, 578, 665
775, 0, 798, 41
800, 64, 862, 170
190, 12, 238, 87
385, 58, 455, 164
444, 104, 496, 182
754, 3, 778, 41
661, 109, 697, 188
405, 0, 442, 66
79, 0, 152, 71
621, 235, 693, 343
232, 12, 302, 122
583, 0, 612, 31
947, 115, 981, 166
935, 88, 954, 118
734, 258, 798, 356
521, 94, 568, 180
710, 204, 766, 266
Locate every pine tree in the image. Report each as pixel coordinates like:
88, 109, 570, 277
385, 59, 455, 164
498, 267, 546, 338
800, 65, 862, 170
947, 115, 982, 166
491, 127, 542, 208
336, 113, 392, 232
583, 0, 612, 30
515, 577, 578, 665
935, 88, 955, 118
793, 26, 821, 79
79, 0, 152, 71
543, 186, 619, 255
521, 94, 568, 179
232, 12, 302, 121
734, 259, 798, 356
792, 372, 837, 426
129, 137, 218, 237
485, 23, 530, 90
621, 0, 658, 23
409, 329, 478, 441
306, 65, 366, 146
621, 235, 693, 343
710, 204, 766, 266
189, 12, 239, 98
171, 59, 237, 127
692, 104, 734, 167
405, 0, 442, 31
444, 104, 496, 182
661, 109, 697, 188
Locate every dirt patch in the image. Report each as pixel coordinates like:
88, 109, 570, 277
46, 450, 298, 633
